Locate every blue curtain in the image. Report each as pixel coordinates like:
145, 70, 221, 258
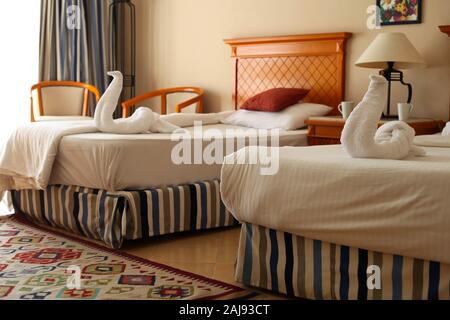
39, 0, 110, 115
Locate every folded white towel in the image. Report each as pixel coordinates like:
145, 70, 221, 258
161, 111, 234, 128
94, 71, 179, 134
442, 122, 450, 136
341, 75, 425, 160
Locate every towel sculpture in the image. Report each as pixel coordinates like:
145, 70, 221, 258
442, 123, 450, 136
94, 71, 179, 134
341, 75, 425, 160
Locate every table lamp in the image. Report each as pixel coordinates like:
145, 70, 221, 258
355, 33, 426, 118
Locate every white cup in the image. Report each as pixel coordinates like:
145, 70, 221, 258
398, 103, 414, 121
338, 101, 355, 120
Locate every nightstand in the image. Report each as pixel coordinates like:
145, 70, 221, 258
305, 116, 444, 146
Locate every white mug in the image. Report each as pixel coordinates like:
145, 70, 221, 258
398, 103, 414, 121
338, 101, 355, 120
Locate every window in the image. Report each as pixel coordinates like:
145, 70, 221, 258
0, 1, 40, 142
0, 1, 40, 214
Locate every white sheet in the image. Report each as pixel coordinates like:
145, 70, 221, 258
0, 111, 298, 195
50, 124, 308, 190
0, 120, 97, 193
162, 111, 233, 127
414, 134, 450, 148
221, 143, 450, 264
221, 103, 331, 130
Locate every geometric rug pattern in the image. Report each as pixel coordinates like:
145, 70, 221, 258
0, 215, 255, 300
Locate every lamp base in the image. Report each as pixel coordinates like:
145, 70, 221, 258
379, 62, 413, 119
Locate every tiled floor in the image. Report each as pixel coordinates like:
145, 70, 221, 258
123, 227, 242, 286
123, 227, 285, 299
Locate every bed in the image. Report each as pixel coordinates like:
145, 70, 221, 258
221, 135, 450, 300
49, 125, 308, 191
11, 32, 352, 248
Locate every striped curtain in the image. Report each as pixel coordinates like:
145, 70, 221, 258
39, 0, 110, 115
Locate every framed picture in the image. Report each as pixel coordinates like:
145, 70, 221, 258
377, 0, 422, 26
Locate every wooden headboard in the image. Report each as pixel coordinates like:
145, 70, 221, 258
224, 32, 352, 115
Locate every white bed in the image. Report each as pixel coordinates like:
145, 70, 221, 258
221, 138, 450, 265
50, 124, 308, 191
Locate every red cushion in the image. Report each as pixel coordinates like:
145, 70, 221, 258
240, 88, 310, 112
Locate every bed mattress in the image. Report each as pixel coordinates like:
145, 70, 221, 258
221, 143, 450, 265
49, 124, 308, 191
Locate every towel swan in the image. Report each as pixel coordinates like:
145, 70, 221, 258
442, 123, 450, 136
341, 75, 425, 160
94, 71, 179, 134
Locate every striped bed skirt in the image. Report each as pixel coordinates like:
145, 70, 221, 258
11, 180, 238, 249
236, 223, 450, 300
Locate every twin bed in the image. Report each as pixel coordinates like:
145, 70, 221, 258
218, 34, 449, 300
8, 32, 448, 300
221, 143, 450, 300
12, 125, 307, 248
12, 32, 348, 248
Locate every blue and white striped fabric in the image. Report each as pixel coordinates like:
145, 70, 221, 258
236, 223, 450, 300
39, 0, 111, 116
11, 180, 238, 249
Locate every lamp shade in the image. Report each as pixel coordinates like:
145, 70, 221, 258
355, 33, 426, 69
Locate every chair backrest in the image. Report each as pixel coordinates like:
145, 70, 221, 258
121, 87, 204, 118
30, 81, 101, 121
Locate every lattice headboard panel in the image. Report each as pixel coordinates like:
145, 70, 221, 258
224, 33, 352, 115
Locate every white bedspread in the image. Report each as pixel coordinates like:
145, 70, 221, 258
50, 126, 307, 190
0, 115, 307, 195
0, 114, 232, 194
0, 120, 97, 193
221, 143, 450, 264
414, 134, 450, 148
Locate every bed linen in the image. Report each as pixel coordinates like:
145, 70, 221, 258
221, 144, 450, 265
0, 120, 97, 195
50, 124, 308, 191
414, 134, 450, 148
235, 223, 449, 300
0, 118, 306, 196
11, 180, 237, 249
221, 103, 331, 130
2, 121, 306, 246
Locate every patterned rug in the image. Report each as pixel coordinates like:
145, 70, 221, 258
0, 215, 256, 300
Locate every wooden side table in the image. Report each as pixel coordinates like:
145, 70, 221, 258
305, 116, 444, 146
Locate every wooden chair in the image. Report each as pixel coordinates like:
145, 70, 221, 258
30, 81, 101, 122
121, 87, 204, 118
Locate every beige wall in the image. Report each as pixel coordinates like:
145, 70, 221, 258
135, 0, 450, 120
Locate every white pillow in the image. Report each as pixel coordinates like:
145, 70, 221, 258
221, 103, 332, 130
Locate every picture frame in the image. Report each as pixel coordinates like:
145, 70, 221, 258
377, 0, 422, 26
